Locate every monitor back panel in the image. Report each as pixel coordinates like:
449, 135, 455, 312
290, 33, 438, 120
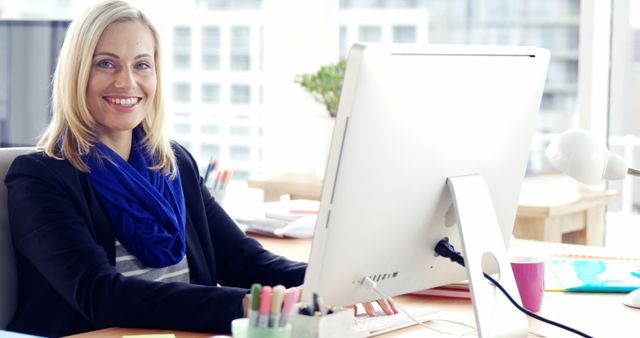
303, 43, 549, 306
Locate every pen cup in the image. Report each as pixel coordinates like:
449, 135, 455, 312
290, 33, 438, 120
289, 307, 352, 338
231, 318, 291, 338
210, 187, 227, 206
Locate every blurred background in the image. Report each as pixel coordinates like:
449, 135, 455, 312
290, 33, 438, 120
1, 0, 638, 247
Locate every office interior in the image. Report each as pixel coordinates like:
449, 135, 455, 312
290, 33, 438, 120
1, 0, 639, 251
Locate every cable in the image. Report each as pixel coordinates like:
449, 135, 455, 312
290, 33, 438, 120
363, 277, 483, 336
362, 277, 446, 335
435, 238, 594, 338
364, 276, 548, 338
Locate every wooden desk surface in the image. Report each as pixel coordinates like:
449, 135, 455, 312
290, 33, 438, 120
68, 235, 639, 338
517, 179, 619, 218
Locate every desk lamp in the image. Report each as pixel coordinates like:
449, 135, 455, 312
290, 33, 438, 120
546, 129, 640, 308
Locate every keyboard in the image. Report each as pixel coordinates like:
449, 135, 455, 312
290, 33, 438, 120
352, 306, 439, 337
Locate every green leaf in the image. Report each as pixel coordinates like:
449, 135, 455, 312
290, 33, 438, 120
294, 60, 346, 118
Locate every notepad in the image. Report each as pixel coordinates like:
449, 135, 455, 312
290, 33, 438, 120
547, 258, 640, 292
233, 199, 318, 238
406, 286, 471, 300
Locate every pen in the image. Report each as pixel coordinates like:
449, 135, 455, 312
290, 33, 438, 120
248, 283, 261, 327
203, 157, 213, 186
312, 292, 321, 315
269, 285, 285, 327
257, 286, 272, 328
213, 170, 223, 191
222, 169, 233, 189
279, 287, 299, 327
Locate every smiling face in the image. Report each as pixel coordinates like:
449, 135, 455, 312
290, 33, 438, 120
86, 19, 156, 149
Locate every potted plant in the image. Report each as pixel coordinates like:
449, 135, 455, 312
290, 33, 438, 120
294, 60, 346, 118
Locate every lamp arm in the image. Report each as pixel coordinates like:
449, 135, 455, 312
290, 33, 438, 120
627, 168, 640, 176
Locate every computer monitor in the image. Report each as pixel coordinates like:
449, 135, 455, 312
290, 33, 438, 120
302, 43, 549, 336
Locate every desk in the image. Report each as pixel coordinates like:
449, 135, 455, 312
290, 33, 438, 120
514, 176, 619, 246
250, 173, 620, 246
247, 173, 322, 202
68, 236, 638, 338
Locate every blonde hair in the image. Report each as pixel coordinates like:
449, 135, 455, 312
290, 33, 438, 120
39, 0, 176, 177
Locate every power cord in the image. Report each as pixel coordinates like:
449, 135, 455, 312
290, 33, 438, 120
435, 237, 594, 338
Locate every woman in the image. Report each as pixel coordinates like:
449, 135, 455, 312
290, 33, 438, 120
5, 1, 395, 336
3, 1, 308, 336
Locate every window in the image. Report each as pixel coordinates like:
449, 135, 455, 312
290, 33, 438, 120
174, 54, 191, 70
202, 84, 220, 103
392, 25, 415, 42
201, 124, 220, 134
173, 83, 191, 102
200, 144, 221, 159
231, 26, 250, 71
232, 170, 250, 181
202, 26, 220, 70
0, 0, 595, 191
201, 0, 262, 10
339, 26, 347, 58
231, 85, 250, 104
173, 27, 192, 49
229, 145, 250, 161
174, 123, 192, 134
230, 126, 250, 136
358, 26, 381, 42
173, 27, 192, 70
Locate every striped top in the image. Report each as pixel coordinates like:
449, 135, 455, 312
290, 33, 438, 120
115, 240, 190, 283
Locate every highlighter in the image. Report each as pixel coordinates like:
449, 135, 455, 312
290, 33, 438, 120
278, 287, 299, 327
257, 286, 272, 328
248, 283, 261, 327
269, 285, 286, 327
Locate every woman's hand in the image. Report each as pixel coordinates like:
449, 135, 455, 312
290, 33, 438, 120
354, 297, 398, 316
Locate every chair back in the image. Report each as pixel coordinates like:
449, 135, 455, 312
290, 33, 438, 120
0, 147, 35, 328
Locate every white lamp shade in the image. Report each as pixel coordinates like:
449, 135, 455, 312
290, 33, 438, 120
545, 129, 626, 185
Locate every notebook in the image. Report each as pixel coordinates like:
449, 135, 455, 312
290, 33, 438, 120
546, 258, 640, 292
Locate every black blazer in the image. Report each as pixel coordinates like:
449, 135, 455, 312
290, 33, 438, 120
5, 143, 306, 337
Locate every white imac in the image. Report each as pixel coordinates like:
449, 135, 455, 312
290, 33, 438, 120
302, 43, 549, 337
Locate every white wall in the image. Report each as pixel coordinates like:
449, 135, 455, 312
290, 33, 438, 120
261, 0, 339, 177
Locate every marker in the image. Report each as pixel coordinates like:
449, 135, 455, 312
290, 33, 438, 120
248, 283, 261, 327
214, 170, 224, 191
279, 287, 299, 327
222, 169, 234, 189
203, 157, 213, 186
312, 292, 321, 315
257, 286, 272, 328
269, 285, 285, 327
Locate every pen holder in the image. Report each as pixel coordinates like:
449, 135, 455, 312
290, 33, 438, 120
210, 187, 227, 206
231, 318, 291, 338
289, 306, 352, 338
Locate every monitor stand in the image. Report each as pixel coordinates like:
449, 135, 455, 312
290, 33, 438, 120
447, 175, 528, 338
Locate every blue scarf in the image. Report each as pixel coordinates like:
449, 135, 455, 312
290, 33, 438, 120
84, 131, 186, 268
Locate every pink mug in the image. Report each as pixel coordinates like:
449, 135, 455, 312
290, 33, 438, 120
510, 256, 545, 312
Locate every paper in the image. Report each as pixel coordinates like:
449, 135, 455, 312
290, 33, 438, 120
234, 199, 318, 238
547, 258, 640, 292
264, 199, 319, 221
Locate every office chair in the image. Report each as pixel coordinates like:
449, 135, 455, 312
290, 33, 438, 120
0, 147, 36, 329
